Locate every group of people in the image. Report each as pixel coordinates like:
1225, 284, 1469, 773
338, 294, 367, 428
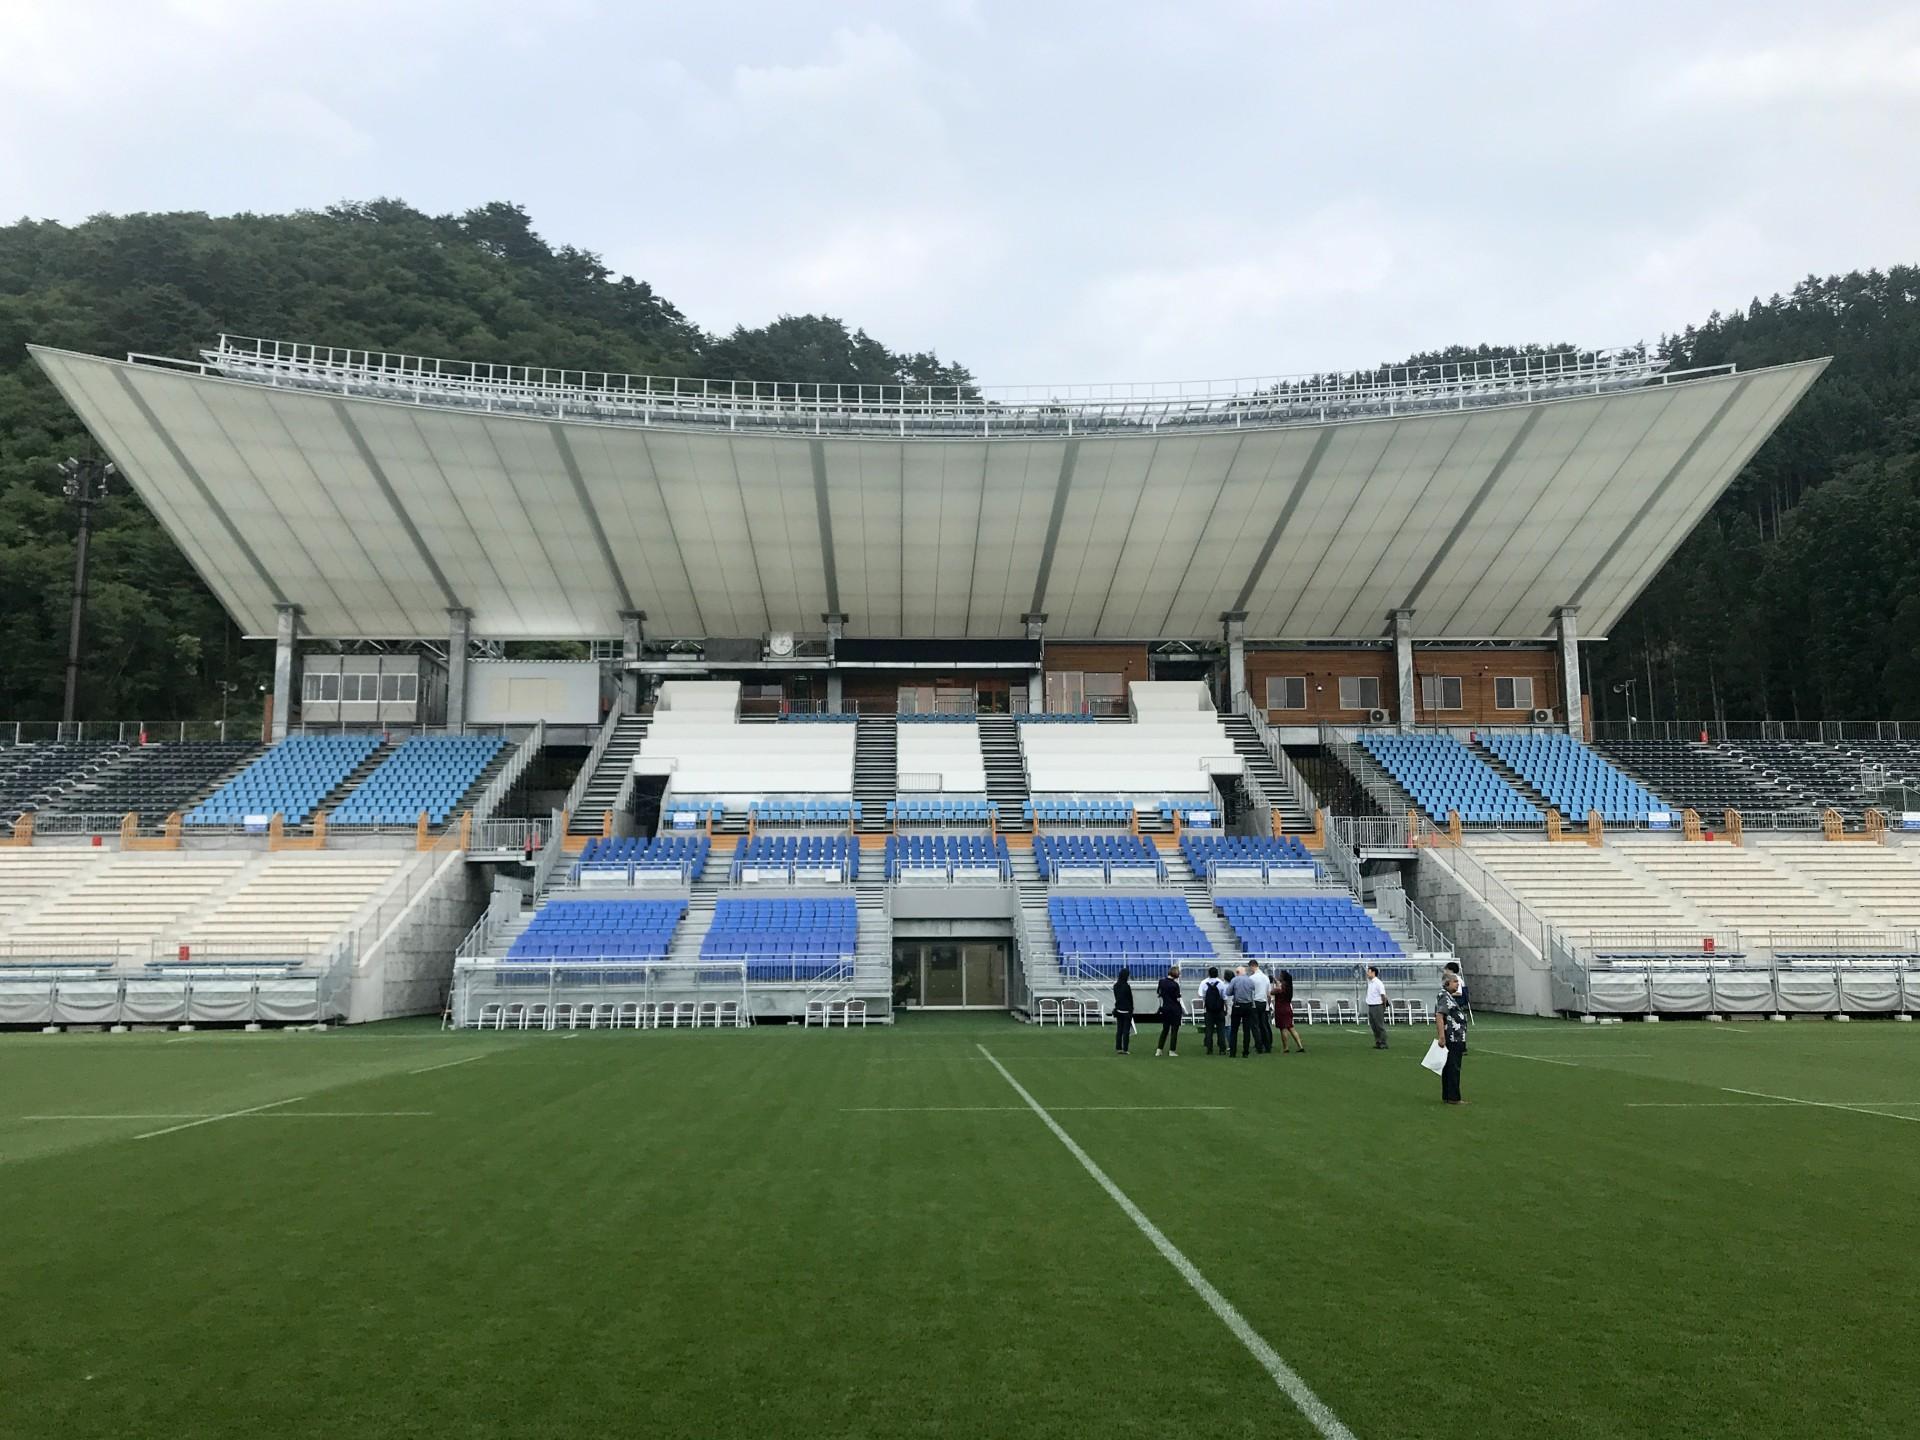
1105, 959, 1475, 1104
1107, 960, 1304, 1059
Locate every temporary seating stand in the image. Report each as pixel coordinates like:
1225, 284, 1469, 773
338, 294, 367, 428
267, 814, 327, 852
1824, 807, 1887, 843
121, 812, 184, 851
1544, 809, 1603, 846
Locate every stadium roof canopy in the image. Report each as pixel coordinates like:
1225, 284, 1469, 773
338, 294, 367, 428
31, 337, 1827, 644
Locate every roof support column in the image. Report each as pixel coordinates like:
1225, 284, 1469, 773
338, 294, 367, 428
446, 607, 472, 735
1390, 608, 1416, 733
1220, 611, 1248, 710
1554, 606, 1583, 738
1023, 612, 1047, 713
619, 609, 646, 713
270, 603, 302, 743
822, 612, 847, 714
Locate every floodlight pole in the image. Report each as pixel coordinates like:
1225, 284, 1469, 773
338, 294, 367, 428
59, 457, 115, 726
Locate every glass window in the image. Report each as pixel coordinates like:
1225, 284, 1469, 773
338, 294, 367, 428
381, 673, 401, 702
320, 673, 340, 702
1266, 676, 1306, 710
1338, 676, 1381, 711
1495, 677, 1535, 711
346, 673, 369, 703
302, 674, 323, 702
1421, 675, 1463, 711
398, 674, 418, 703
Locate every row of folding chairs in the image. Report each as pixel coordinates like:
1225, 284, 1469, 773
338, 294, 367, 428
802, 998, 870, 1027
473, 999, 748, 1030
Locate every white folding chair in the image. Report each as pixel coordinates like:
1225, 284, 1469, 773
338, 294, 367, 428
477, 1002, 503, 1030
1036, 996, 1061, 1026
845, 999, 867, 1028
1332, 998, 1358, 1025
717, 999, 743, 1029
804, 999, 828, 1028
695, 1001, 720, 1029
616, 1001, 644, 1029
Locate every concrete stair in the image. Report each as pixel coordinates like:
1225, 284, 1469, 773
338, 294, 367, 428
978, 715, 1032, 832
853, 715, 897, 834
1467, 740, 1554, 815
568, 715, 651, 836
1219, 713, 1314, 832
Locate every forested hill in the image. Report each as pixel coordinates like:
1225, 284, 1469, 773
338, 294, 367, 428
1587, 268, 1920, 725
0, 203, 1913, 723
0, 201, 971, 721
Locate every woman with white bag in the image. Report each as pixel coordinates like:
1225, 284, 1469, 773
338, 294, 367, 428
1428, 969, 1470, 1105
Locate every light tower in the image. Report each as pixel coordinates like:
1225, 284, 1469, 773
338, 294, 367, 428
56, 456, 115, 725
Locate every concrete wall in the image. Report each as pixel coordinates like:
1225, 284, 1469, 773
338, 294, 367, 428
345, 852, 489, 1023
467, 660, 602, 726
1407, 852, 1554, 1016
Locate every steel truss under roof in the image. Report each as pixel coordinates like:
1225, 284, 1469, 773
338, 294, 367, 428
30, 343, 1828, 645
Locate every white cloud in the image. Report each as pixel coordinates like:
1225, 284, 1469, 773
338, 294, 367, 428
1663, 19, 1920, 106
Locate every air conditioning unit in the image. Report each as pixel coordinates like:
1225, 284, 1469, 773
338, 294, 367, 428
764, 631, 796, 659
1367, 708, 1390, 725
1531, 708, 1554, 725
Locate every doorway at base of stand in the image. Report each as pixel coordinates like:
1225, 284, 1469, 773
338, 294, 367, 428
893, 940, 1009, 1010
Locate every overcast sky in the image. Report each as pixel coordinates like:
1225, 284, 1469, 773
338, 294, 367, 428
4, 0, 1916, 385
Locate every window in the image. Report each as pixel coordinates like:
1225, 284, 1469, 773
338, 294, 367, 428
1265, 676, 1306, 710
1421, 675, 1463, 711
1082, 672, 1126, 716
397, 674, 418, 703
1495, 676, 1535, 711
319, 672, 340, 702
1338, 676, 1381, 711
340, 673, 368, 703
380, 673, 401, 702
302, 674, 323, 702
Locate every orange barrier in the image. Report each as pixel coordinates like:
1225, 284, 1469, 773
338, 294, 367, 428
268, 813, 327, 852
1, 813, 33, 847
122, 812, 183, 852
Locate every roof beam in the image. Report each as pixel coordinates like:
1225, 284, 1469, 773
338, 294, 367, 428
1567, 376, 1752, 610
809, 439, 840, 616
1399, 407, 1544, 613
331, 401, 463, 613
1028, 439, 1081, 615
112, 369, 290, 607
548, 423, 635, 611
1233, 427, 1335, 614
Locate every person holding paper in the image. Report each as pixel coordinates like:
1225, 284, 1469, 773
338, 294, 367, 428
1435, 969, 1469, 1104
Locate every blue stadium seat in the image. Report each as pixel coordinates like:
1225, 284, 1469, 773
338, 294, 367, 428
1024, 798, 1135, 825
505, 897, 688, 962
1479, 732, 1665, 825
1180, 834, 1316, 878
576, 834, 712, 881
1034, 833, 1162, 881
1215, 895, 1404, 961
700, 896, 858, 981
883, 833, 1011, 879
732, 834, 860, 881
184, 733, 382, 826
885, 797, 997, 826
1357, 733, 1540, 825
1047, 895, 1213, 978
330, 734, 506, 827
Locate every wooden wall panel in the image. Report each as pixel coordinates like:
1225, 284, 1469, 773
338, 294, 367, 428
1246, 648, 1395, 724
1040, 643, 1150, 683
1244, 647, 1562, 725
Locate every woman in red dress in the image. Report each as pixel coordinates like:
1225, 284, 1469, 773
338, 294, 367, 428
1273, 968, 1303, 1053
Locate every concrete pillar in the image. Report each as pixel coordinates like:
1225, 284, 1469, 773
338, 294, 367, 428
1390, 608, 1416, 732
619, 609, 645, 712
270, 603, 301, 743
1023, 612, 1047, 713
1554, 605, 1582, 737
446, 607, 472, 734
1220, 611, 1247, 708
822, 612, 847, 713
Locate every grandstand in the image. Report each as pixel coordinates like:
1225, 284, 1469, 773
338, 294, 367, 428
12, 332, 1862, 1032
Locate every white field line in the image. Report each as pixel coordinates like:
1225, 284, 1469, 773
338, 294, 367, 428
1473, 1049, 1652, 1066
837, 1113, 1228, 1121
19, 1111, 432, 1121
1719, 1086, 1920, 1125
1627, 1101, 1920, 1109
408, 1052, 493, 1076
977, 1044, 1356, 1440
135, 1096, 306, 1140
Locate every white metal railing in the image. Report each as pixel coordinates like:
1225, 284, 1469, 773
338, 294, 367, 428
448, 959, 753, 1029
1235, 690, 1318, 821
1338, 816, 1416, 852
1423, 842, 1556, 970
0, 720, 235, 744
563, 700, 628, 820
1317, 724, 1417, 820
469, 817, 546, 855
1372, 886, 1456, 957
470, 720, 543, 827
147, 336, 1731, 440
559, 859, 694, 891
1321, 817, 1363, 894
531, 810, 567, 895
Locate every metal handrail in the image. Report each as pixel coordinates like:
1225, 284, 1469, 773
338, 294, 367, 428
1234, 690, 1318, 819
563, 700, 628, 819
471, 720, 544, 827
1317, 723, 1416, 820
142, 335, 1736, 441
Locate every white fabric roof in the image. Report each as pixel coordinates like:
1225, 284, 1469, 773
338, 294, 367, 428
31, 346, 1826, 642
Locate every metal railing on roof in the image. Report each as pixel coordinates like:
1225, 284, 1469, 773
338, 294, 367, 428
113, 336, 1739, 441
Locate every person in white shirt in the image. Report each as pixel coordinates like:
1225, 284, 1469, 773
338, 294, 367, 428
1365, 965, 1390, 1049
1247, 961, 1274, 1054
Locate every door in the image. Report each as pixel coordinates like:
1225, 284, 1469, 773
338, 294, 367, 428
923, 944, 965, 1005
963, 943, 1006, 1007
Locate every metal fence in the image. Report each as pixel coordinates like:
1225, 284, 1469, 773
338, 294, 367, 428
448, 959, 753, 1029
0, 720, 236, 744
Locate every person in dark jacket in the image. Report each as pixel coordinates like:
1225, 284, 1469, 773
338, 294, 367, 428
1111, 967, 1135, 1055
1200, 965, 1229, 1055
1154, 965, 1183, 1057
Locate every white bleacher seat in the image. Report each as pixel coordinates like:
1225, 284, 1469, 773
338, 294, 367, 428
1021, 680, 1239, 794
1611, 841, 1865, 934
3, 852, 252, 955
1753, 840, 1920, 928
638, 681, 854, 798
1463, 838, 1698, 937
896, 720, 987, 794
179, 852, 408, 956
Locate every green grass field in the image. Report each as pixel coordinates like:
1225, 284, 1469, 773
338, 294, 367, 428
3, 1012, 1916, 1439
